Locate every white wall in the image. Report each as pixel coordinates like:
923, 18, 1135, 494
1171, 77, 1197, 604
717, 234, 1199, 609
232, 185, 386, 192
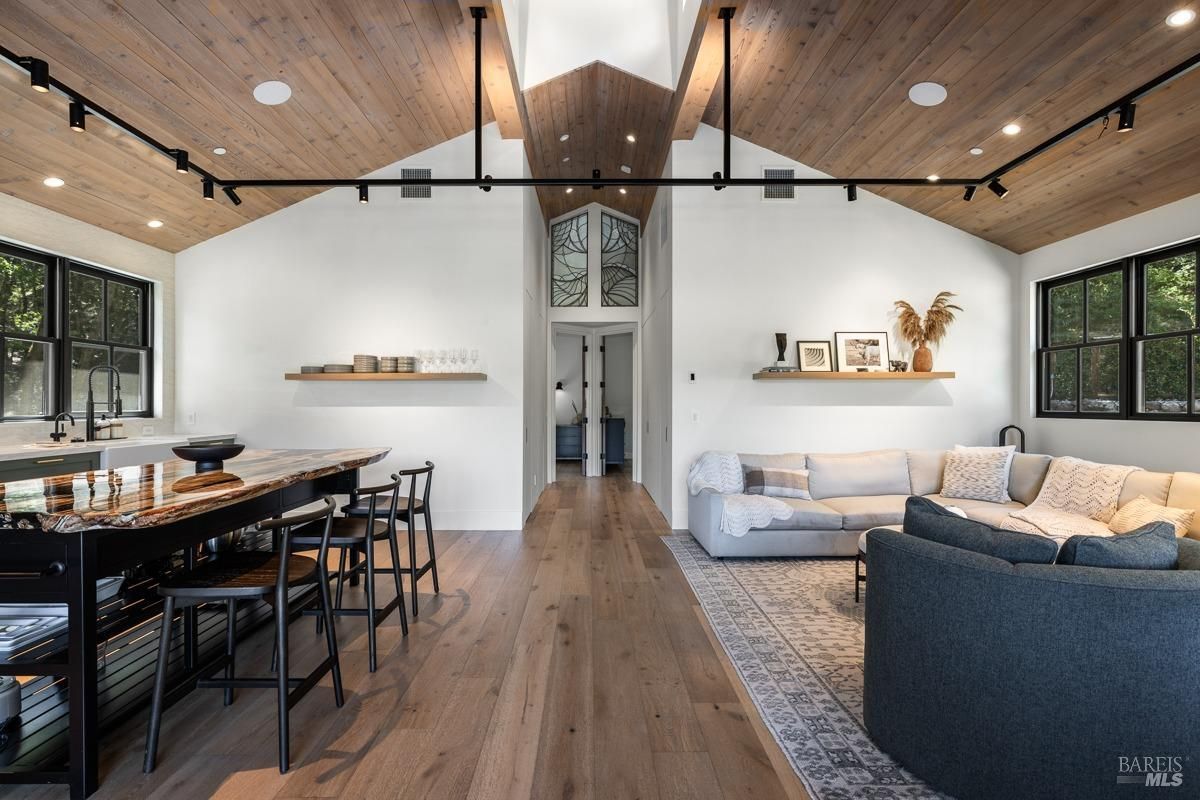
0, 193, 176, 443
604, 332, 633, 453
521, 172, 548, 519
669, 125, 1020, 527
553, 332, 584, 424
1018, 192, 1200, 471
640, 175, 673, 520
175, 126, 528, 530
514, 0, 673, 88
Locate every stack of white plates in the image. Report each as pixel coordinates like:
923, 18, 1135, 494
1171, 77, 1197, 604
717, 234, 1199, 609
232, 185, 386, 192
323, 364, 352, 373
393, 356, 416, 373
300, 365, 323, 374
380, 356, 399, 373
353, 354, 379, 373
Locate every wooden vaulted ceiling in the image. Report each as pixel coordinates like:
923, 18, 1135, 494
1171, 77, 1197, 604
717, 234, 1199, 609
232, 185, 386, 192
2, 1, 1200, 254
694, 0, 1200, 252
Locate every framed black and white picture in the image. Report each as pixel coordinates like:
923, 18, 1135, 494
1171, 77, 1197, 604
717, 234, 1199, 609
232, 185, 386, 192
834, 332, 890, 372
795, 341, 833, 372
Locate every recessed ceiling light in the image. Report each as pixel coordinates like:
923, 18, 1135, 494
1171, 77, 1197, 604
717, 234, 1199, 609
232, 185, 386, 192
926, 174, 940, 182
1166, 9, 1196, 26
253, 80, 292, 105
1002, 123, 1021, 136
620, 164, 632, 174
212, 147, 227, 155
562, 156, 570, 162
908, 82, 947, 107
42, 176, 65, 188
619, 187, 628, 194
565, 187, 574, 194
625, 133, 636, 143
969, 147, 984, 156
559, 133, 569, 142
147, 219, 164, 228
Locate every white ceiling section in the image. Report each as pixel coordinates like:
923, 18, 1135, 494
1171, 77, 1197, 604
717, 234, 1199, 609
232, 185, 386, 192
502, 0, 676, 89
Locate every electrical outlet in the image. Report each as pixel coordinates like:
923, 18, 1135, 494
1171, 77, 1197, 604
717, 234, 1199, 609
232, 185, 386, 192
141, 424, 155, 436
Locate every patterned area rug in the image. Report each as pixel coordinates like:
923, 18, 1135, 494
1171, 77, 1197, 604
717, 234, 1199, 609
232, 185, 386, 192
664, 534, 949, 800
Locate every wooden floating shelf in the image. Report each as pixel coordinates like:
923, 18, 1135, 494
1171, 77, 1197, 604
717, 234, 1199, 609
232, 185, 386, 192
285, 372, 487, 382
753, 371, 955, 381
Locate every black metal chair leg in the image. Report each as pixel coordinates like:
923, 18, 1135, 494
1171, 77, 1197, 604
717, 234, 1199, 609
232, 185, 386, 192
224, 598, 237, 706
316, 558, 345, 707
424, 509, 439, 595
143, 596, 175, 773
407, 518, 419, 618
364, 541, 378, 672
334, 546, 348, 611
386, 525, 409, 637
275, 589, 290, 774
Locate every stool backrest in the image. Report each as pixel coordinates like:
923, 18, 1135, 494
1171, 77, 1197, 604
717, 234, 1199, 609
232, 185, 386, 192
396, 461, 434, 509
256, 496, 337, 592
357, 474, 403, 529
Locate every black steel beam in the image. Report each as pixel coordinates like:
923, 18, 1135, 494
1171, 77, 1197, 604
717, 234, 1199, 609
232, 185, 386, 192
719, 7, 735, 184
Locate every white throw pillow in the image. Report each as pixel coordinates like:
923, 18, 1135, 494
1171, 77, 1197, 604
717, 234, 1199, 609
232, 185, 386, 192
941, 450, 1013, 503
1109, 495, 1195, 538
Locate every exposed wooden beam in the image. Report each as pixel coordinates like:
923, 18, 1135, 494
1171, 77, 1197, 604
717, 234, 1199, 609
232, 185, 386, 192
458, 1, 527, 139
671, 1, 723, 140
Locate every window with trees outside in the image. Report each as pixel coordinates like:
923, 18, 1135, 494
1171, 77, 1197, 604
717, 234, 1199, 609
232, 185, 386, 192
0, 241, 153, 421
1037, 236, 1200, 420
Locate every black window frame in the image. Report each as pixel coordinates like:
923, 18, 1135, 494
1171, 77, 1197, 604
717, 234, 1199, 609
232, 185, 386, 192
0, 239, 154, 422
1036, 234, 1200, 422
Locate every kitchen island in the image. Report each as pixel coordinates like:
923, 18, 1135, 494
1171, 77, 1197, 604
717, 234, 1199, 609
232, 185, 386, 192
0, 447, 387, 799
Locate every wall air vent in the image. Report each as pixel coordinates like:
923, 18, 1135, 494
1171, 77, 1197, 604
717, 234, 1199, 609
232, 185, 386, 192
401, 167, 432, 199
762, 167, 795, 201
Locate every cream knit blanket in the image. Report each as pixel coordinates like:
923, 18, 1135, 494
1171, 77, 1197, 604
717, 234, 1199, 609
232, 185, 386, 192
1001, 456, 1140, 543
687, 452, 792, 537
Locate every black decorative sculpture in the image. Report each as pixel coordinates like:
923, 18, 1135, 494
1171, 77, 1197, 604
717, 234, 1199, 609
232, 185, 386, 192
775, 333, 787, 365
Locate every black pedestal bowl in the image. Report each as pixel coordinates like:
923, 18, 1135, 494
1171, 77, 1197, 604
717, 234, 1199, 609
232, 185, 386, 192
172, 444, 245, 473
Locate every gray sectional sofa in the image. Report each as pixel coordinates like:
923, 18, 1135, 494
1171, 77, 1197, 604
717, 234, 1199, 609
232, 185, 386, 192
687, 448, 1200, 557
863, 525, 1200, 800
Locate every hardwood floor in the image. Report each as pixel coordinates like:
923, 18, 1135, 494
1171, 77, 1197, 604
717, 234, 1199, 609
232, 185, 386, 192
3, 472, 806, 800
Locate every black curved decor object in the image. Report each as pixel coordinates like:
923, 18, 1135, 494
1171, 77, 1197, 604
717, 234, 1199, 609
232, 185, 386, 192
172, 444, 245, 473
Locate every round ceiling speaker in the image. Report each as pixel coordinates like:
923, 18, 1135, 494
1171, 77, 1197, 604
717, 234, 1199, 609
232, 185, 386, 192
253, 80, 292, 105
908, 82, 947, 107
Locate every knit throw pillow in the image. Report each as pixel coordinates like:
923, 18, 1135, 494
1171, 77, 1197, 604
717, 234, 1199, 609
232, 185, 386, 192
1109, 495, 1196, 538
744, 467, 811, 500
940, 450, 1013, 503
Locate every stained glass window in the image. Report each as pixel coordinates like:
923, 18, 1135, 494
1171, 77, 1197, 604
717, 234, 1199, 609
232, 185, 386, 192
601, 212, 638, 307
551, 212, 588, 307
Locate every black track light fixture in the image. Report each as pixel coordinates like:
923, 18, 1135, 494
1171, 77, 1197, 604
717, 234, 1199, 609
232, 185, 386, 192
202, 178, 214, 200
25, 58, 49, 92
847, 184, 857, 202
358, 183, 369, 203
963, 185, 977, 201
69, 101, 86, 132
1117, 103, 1137, 132
173, 149, 189, 174
987, 178, 1009, 199
223, 186, 242, 206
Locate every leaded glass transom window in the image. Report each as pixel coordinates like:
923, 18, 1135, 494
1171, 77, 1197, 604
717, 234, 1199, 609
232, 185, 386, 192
551, 213, 588, 307
600, 212, 638, 307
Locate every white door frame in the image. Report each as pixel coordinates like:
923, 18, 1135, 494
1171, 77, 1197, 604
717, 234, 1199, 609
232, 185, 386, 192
547, 322, 641, 482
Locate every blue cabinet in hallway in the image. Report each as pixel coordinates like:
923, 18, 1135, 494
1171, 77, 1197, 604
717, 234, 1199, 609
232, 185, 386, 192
556, 424, 584, 460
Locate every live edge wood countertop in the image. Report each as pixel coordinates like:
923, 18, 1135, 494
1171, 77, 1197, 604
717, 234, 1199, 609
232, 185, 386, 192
0, 448, 388, 534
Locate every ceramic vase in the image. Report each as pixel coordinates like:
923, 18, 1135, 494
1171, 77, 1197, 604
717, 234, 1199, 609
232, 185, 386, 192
913, 344, 934, 372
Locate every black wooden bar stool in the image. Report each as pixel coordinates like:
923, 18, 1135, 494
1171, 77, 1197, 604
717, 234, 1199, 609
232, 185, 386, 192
143, 497, 343, 775
343, 462, 438, 617
296, 476, 408, 672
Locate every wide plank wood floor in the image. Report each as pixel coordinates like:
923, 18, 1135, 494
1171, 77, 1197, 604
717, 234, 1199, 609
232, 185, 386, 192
2, 471, 806, 800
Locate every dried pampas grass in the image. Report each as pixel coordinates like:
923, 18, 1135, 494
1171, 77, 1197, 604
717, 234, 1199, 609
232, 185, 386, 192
894, 291, 962, 348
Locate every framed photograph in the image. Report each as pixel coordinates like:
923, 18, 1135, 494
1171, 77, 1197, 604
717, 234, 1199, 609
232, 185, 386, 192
834, 332, 890, 372
795, 340, 833, 372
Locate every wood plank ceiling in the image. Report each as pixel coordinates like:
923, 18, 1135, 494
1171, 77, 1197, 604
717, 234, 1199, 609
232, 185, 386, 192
0, 0, 497, 252
700, 0, 1200, 253
2, 1, 1200, 253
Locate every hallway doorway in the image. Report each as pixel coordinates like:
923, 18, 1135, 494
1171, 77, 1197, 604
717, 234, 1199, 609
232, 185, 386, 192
548, 322, 640, 484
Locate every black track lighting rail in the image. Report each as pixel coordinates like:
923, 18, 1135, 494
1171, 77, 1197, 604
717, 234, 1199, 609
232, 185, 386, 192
3, 11, 1200, 206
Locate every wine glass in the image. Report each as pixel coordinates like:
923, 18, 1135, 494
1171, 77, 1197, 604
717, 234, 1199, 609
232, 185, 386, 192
436, 349, 448, 373
469, 349, 480, 373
